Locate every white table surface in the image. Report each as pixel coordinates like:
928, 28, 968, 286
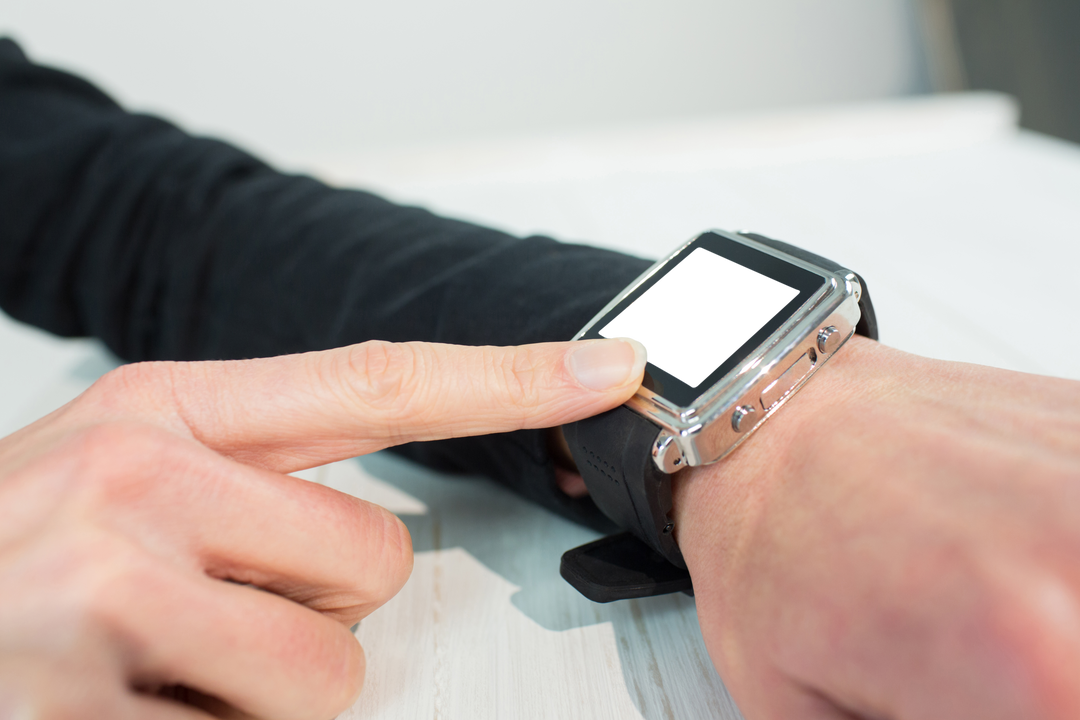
2, 92, 1079, 719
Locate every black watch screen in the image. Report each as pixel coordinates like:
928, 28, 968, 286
577, 232, 827, 406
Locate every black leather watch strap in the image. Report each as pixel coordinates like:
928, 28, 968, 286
562, 405, 684, 566
561, 407, 692, 602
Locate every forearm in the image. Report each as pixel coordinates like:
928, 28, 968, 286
0, 37, 649, 526
0, 39, 649, 361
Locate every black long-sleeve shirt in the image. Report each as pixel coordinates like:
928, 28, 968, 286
0, 38, 652, 530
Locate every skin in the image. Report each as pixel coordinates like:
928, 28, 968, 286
5, 331, 1078, 719
0, 338, 645, 719
673, 336, 1080, 719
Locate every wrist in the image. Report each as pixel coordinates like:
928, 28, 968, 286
672, 335, 887, 580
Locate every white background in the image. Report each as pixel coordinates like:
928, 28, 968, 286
1, 0, 927, 167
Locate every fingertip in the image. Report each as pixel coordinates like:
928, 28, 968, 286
623, 338, 648, 377
566, 338, 647, 393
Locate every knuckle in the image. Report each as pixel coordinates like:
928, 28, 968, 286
49, 530, 149, 640
362, 502, 413, 589
0, 656, 122, 720
63, 423, 143, 482
490, 346, 546, 412
983, 578, 1080, 716
71, 541, 130, 622
318, 633, 367, 718
905, 560, 1080, 720
327, 500, 413, 625
0, 527, 141, 662
370, 505, 414, 596
291, 624, 365, 719
342, 341, 421, 410
82, 362, 171, 414
335, 342, 436, 442
58, 423, 178, 505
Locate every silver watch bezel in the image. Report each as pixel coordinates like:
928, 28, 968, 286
572, 229, 863, 473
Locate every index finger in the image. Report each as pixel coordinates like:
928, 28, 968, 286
79, 339, 646, 473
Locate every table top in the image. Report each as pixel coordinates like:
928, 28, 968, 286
2, 92, 1078, 719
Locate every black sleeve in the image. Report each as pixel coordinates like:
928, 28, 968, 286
0, 38, 651, 530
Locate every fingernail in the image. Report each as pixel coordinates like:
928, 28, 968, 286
567, 338, 647, 392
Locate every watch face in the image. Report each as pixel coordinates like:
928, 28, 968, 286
581, 232, 828, 407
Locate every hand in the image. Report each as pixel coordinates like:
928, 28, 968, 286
674, 336, 1080, 719
0, 338, 645, 719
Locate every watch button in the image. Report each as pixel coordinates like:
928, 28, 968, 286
817, 325, 842, 354
731, 404, 756, 433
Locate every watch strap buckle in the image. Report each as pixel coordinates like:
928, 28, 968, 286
560, 532, 693, 603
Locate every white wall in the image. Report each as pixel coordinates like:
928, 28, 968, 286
1, 0, 928, 165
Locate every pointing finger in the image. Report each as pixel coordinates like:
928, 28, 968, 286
77, 339, 646, 472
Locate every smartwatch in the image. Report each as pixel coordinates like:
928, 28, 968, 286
560, 230, 878, 602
